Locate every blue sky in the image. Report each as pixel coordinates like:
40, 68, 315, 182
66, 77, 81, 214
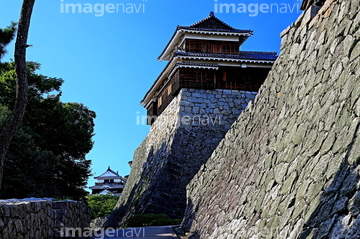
1, 0, 302, 191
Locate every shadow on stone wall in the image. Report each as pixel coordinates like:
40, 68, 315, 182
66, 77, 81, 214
106, 125, 229, 228
104, 182, 140, 229
104, 147, 156, 228
106, 139, 197, 228
299, 123, 360, 239
181, 198, 200, 239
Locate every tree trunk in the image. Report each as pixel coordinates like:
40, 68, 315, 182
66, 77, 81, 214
0, 0, 36, 190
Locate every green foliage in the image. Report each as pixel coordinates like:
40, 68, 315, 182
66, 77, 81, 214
0, 61, 96, 200
0, 22, 16, 60
87, 194, 119, 219
126, 214, 181, 227
0, 104, 11, 126
1, 127, 60, 197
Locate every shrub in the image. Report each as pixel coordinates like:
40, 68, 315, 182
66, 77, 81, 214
87, 194, 119, 219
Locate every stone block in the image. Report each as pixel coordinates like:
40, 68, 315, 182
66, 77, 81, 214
245, 93, 255, 100
232, 108, 241, 115
184, 106, 192, 113
192, 92, 201, 98
192, 107, 199, 114
208, 104, 216, 109
199, 103, 206, 109
0, 219, 4, 231
350, 41, 360, 62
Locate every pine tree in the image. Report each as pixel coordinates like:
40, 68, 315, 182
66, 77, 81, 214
0, 22, 17, 61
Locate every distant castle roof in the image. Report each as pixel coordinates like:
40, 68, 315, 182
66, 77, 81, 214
94, 166, 121, 179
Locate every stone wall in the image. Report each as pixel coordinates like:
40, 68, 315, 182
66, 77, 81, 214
0, 198, 90, 238
179, 89, 256, 129
89, 217, 107, 231
182, 0, 360, 238
106, 88, 257, 228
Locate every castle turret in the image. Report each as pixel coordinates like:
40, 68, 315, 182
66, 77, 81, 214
141, 12, 276, 125
89, 167, 126, 196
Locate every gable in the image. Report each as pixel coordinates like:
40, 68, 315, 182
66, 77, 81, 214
192, 18, 234, 30
189, 12, 235, 30
97, 167, 120, 178
99, 170, 119, 177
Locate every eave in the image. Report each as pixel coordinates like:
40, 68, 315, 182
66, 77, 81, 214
89, 185, 124, 190
94, 176, 124, 180
141, 54, 276, 107
177, 55, 275, 65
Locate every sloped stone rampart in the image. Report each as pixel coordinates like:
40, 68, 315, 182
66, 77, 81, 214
0, 198, 90, 238
106, 88, 257, 228
182, 0, 360, 238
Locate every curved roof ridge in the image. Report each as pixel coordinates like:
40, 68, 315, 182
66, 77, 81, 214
97, 166, 120, 177
189, 11, 236, 30
177, 26, 252, 33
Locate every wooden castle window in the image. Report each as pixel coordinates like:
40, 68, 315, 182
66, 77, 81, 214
222, 43, 238, 54
222, 72, 227, 81
186, 40, 202, 53
203, 43, 211, 53
185, 40, 239, 54
158, 96, 162, 107
167, 84, 172, 95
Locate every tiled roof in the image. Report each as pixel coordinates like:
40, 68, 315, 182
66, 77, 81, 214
169, 62, 219, 77
189, 11, 235, 30
175, 62, 219, 68
95, 166, 121, 179
177, 26, 252, 34
239, 51, 278, 60
174, 51, 278, 61
89, 184, 124, 190
106, 167, 120, 176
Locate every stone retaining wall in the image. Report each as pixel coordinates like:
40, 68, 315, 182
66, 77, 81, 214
0, 198, 90, 238
179, 89, 256, 129
106, 88, 257, 228
182, 0, 360, 238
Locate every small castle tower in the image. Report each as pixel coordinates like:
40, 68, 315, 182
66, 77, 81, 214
89, 166, 126, 196
141, 11, 276, 125
108, 13, 277, 227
